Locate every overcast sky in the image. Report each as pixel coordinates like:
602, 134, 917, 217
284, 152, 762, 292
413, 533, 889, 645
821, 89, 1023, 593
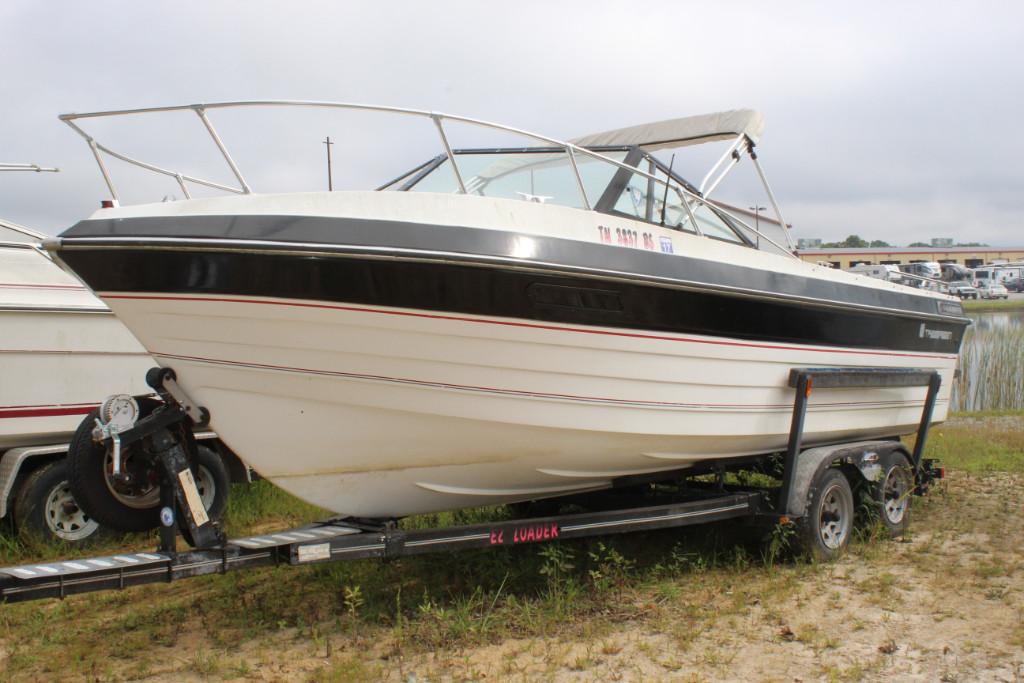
2, 1, 1022, 245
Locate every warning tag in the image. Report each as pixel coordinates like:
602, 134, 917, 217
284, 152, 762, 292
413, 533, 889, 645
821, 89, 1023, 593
177, 468, 210, 527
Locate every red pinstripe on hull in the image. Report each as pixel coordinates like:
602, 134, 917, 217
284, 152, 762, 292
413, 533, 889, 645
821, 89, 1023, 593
151, 350, 943, 411
0, 404, 96, 419
100, 293, 960, 361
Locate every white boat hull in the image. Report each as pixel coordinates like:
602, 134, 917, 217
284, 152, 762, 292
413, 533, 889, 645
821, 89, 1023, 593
102, 292, 957, 517
0, 242, 153, 449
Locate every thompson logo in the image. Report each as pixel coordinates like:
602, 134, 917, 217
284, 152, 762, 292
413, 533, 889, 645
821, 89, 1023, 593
919, 324, 953, 341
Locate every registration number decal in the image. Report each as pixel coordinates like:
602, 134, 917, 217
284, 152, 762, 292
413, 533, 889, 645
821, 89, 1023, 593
597, 225, 658, 251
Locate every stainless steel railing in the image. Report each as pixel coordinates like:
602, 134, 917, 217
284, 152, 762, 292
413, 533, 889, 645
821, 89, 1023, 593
59, 100, 797, 258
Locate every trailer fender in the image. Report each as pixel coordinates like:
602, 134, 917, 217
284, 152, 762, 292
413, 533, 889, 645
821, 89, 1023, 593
0, 444, 70, 518
785, 440, 908, 518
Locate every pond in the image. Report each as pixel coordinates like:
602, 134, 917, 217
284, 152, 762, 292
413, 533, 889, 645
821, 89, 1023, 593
952, 309, 1024, 411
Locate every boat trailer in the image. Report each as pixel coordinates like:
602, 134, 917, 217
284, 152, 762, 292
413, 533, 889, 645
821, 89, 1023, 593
0, 366, 945, 604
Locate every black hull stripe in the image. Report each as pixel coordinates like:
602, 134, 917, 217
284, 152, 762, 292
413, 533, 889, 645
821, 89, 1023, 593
61, 214, 965, 321
58, 247, 966, 354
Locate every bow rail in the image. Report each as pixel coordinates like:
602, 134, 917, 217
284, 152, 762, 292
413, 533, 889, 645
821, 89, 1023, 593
59, 100, 797, 257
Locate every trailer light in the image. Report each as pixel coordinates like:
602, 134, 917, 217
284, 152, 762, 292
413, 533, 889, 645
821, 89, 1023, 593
100, 199, 119, 208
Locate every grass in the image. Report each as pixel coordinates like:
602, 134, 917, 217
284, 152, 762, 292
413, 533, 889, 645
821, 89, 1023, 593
954, 325, 1024, 411
962, 297, 1024, 312
1, 412, 1022, 680
911, 409, 1024, 474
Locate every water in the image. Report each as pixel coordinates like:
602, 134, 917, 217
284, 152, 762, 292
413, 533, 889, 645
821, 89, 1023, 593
952, 309, 1024, 411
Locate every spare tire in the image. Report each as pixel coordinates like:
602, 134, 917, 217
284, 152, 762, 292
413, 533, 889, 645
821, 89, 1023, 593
67, 401, 225, 532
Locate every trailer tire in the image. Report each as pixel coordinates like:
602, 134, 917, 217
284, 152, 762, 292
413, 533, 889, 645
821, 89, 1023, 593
13, 459, 109, 545
68, 406, 229, 532
798, 468, 854, 561
68, 408, 162, 532
874, 450, 913, 536
194, 445, 230, 523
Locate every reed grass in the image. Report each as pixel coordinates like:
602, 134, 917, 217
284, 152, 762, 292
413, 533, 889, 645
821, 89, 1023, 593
953, 325, 1024, 411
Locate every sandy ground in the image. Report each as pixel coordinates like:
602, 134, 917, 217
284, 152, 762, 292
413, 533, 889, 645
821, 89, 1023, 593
2, 447, 1022, 682
369, 475, 1024, 682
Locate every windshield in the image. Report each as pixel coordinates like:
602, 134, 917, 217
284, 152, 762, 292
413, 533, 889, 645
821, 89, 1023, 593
389, 147, 748, 245
398, 149, 628, 211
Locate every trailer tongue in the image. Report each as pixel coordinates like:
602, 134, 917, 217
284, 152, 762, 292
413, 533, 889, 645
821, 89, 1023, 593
0, 492, 765, 604
1, 367, 945, 605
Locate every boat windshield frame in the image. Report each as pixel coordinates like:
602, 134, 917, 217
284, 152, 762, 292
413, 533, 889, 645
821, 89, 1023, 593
387, 145, 756, 248
57, 100, 796, 257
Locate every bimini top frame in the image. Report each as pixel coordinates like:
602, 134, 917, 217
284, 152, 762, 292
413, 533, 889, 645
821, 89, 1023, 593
58, 100, 796, 256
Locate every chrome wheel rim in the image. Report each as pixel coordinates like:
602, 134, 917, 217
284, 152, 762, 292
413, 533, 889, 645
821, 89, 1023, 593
818, 483, 852, 550
882, 465, 912, 525
44, 481, 100, 541
103, 447, 160, 509
196, 464, 216, 510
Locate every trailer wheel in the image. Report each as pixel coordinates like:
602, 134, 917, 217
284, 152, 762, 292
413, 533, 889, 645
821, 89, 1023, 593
798, 468, 854, 560
875, 451, 913, 536
13, 460, 108, 545
68, 408, 162, 531
68, 407, 229, 532
194, 445, 230, 523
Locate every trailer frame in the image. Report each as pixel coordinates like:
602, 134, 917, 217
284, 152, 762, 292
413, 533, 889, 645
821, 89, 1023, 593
0, 366, 945, 604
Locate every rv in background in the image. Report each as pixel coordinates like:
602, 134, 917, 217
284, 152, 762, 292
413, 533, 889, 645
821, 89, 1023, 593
971, 265, 1023, 288
847, 263, 902, 281
940, 263, 973, 282
899, 261, 942, 280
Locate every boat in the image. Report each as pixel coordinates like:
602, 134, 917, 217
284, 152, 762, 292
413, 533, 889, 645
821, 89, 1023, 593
0, 215, 154, 450
45, 101, 971, 519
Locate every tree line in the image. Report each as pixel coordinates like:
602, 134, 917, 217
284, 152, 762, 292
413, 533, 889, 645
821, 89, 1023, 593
819, 235, 988, 248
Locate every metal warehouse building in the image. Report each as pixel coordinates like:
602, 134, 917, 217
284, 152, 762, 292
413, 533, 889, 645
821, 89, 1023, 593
796, 246, 1024, 270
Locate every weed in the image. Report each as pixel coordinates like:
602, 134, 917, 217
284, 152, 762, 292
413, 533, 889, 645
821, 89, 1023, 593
586, 541, 635, 592
342, 585, 364, 619
538, 543, 575, 584
764, 520, 797, 567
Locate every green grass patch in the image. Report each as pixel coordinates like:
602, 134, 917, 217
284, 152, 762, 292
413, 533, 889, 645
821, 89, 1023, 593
962, 298, 1024, 312
909, 413, 1024, 474
951, 408, 1024, 419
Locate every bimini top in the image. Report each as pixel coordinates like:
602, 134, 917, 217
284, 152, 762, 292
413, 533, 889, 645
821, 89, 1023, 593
570, 109, 764, 151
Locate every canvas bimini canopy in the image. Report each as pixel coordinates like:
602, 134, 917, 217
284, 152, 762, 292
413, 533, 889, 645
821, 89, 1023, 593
571, 108, 792, 253
569, 109, 764, 151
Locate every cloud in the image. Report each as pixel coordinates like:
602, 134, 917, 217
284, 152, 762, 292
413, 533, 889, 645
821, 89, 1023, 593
2, 0, 1022, 245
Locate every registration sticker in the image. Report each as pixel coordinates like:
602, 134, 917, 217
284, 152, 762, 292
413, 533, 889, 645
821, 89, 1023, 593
659, 236, 674, 254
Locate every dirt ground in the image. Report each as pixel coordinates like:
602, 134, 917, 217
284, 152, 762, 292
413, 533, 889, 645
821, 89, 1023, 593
267, 475, 1024, 682
391, 481, 1024, 682
2, 420, 1023, 682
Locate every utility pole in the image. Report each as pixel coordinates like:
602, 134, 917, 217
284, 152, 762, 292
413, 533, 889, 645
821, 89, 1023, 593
749, 205, 766, 249
323, 136, 334, 191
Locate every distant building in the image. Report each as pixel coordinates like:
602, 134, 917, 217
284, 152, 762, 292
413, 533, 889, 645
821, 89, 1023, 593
931, 238, 954, 247
797, 237, 822, 249
796, 246, 1024, 270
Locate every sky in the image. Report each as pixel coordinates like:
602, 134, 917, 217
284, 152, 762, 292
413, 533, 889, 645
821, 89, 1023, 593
2, 0, 1022, 245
